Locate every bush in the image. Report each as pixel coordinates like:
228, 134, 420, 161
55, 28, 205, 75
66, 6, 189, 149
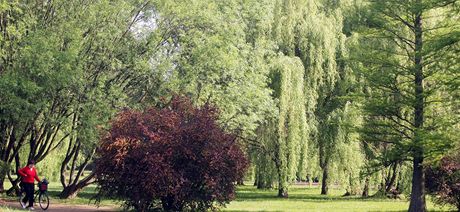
94, 96, 248, 211
425, 153, 460, 211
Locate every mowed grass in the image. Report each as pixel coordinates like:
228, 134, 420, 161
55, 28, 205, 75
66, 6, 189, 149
1, 182, 456, 211
223, 184, 455, 212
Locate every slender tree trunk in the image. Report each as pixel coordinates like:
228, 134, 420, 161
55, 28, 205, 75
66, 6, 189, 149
277, 162, 288, 197
385, 163, 398, 193
6, 176, 20, 196
0, 174, 5, 192
321, 166, 329, 195
362, 177, 369, 197
278, 186, 288, 198
256, 172, 265, 189
275, 146, 288, 197
409, 3, 426, 211
379, 169, 386, 194
6, 154, 21, 196
237, 179, 244, 185
59, 145, 95, 199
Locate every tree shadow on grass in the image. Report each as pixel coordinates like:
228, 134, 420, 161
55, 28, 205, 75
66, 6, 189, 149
234, 186, 407, 203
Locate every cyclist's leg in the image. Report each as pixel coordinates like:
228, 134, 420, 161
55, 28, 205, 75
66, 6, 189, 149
24, 183, 34, 207
19, 182, 25, 203
20, 182, 28, 204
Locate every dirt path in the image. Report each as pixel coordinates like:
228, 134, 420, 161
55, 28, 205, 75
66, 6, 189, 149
1, 199, 117, 211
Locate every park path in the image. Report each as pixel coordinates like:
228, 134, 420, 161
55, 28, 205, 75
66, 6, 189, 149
0, 199, 117, 211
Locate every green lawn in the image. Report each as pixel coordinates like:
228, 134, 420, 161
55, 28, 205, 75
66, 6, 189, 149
223, 185, 455, 212
1, 182, 455, 211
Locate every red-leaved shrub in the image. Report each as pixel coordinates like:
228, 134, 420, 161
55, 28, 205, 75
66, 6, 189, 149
425, 152, 460, 211
94, 96, 248, 211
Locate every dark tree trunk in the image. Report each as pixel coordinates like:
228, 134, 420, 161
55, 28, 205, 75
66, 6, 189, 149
161, 195, 182, 211
59, 185, 82, 199
135, 199, 152, 212
256, 178, 264, 189
408, 157, 426, 212
237, 179, 244, 185
0, 172, 5, 192
321, 166, 329, 195
256, 170, 273, 189
59, 161, 95, 199
362, 177, 369, 197
408, 4, 426, 211
59, 172, 95, 199
278, 187, 288, 198
6, 178, 20, 196
385, 163, 398, 193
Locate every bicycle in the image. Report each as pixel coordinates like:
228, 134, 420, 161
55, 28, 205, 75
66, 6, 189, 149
18, 179, 50, 210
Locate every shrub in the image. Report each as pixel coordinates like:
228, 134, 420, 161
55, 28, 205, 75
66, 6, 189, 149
94, 96, 248, 211
425, 152, 460, 211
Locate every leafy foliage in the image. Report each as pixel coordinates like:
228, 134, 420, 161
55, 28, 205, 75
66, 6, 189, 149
425, 152, 460, 211
94, 96, 248, 211
351, 0, 460, 210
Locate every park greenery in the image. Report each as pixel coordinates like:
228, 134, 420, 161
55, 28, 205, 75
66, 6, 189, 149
0, 0, 459, 211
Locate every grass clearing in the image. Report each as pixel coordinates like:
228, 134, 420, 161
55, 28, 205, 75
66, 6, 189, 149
1, 182, 456, 211
223, 185, 455, 212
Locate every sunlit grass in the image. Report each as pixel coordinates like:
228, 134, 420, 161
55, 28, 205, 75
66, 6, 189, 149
2, 182, 456, 211
223, 184, 455, 212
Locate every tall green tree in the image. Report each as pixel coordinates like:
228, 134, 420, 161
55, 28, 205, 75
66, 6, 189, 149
269, 0, 355, 197
271, 55, 307, 197
353, 1, 460, 211
0, 0, 157, 196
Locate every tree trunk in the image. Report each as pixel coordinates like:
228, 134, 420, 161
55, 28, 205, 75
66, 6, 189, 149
59, 169, 95, 199
254, 167, 258, 186
161, 195, 182, 211
408, 3, 426, 211
278, 186, 288, 198
237, 179, 244, 185
321, 166, 329, 195
275, 156, 288, 197
408, 157, 426, 212
277, 162, 288, 197
256, 177, 265, 189
6, 178, 20, 196
385, 163, 398, 193
362, 177, 369, 197
59, 185, 82, 199
0, 172, 5, 192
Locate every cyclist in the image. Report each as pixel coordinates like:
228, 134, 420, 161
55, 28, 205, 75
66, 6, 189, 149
18, 160, 40, 210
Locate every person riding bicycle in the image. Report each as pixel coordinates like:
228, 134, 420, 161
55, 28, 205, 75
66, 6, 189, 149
18, 160, 40, 210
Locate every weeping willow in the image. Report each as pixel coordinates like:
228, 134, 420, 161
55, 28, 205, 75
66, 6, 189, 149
271, 0, 348, 197
273, 56, 307, 197
249, 0, 364, 197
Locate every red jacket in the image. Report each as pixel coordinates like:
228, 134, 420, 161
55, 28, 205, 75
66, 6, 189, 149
18, 166, 40, 184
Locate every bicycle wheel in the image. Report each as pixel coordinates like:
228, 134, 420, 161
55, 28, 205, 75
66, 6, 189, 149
38, 192, 49, 210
